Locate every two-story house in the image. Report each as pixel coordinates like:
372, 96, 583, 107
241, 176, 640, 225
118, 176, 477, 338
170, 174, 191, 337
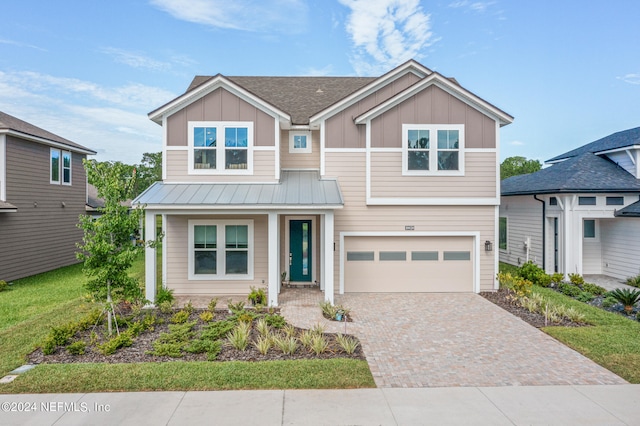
134, 60, 513, 305
500, 127, 640, 280
0, 111, 96, 281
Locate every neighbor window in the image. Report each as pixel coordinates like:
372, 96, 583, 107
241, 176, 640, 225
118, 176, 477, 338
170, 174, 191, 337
578, 196, 596, 206
499, 217, 508, 250
289, 131, 312, 154
606, 196, 624, 206
403, 124, 464, 175
189, 220, 253, 280
583, 219, 596, 238
549, 197, 558, 206
50, 148, 71, 185
189, 122, 253, 174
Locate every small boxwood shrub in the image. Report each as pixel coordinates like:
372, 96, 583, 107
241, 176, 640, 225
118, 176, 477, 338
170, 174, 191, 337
550, 273, 564, 284
0, 280, 8, 292
67, 341, 87, 355
557, 282, 581, 298
582, 282, 607, 296
519, 261, 550, 287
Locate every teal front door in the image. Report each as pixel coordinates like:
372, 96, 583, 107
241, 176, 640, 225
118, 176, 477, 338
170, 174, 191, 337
289, 220, 312, 282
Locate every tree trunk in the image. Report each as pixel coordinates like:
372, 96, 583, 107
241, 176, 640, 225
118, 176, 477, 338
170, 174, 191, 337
107, 280, 113, 336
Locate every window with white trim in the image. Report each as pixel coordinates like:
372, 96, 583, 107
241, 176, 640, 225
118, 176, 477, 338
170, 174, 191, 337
188, 122, 253, 174
289, 131, 312, 154
402, 124, 464, 175
499, 217, 507, 250
50, 148, 71, 185
188, 219, 253, 280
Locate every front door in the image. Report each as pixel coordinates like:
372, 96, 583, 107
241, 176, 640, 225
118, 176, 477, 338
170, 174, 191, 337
289, 220, 312, 282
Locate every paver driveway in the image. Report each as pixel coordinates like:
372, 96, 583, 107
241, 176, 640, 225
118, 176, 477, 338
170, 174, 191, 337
279, 290, 626, 388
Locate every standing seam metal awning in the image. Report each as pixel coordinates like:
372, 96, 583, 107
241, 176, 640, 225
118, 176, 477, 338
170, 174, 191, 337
132, 170, 343, 209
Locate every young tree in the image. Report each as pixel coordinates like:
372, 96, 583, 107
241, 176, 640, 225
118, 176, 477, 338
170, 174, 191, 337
500, 156, 542, 180
134, 152, 162, 196
77, 160, 144, 335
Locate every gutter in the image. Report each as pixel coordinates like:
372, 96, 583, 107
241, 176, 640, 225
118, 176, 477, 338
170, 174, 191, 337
533, 195, 545, 270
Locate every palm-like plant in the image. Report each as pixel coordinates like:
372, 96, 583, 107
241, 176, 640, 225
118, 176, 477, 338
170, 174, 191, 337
608, 288, 640, 314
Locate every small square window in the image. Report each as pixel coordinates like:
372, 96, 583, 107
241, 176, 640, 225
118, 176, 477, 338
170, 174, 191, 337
549, 197, 558, 205
289, 131, 312, 153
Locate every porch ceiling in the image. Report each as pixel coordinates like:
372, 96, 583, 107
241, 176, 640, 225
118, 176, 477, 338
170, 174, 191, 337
133, 170, 343, 209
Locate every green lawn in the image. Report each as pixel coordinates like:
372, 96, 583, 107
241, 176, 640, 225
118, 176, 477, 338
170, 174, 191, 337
0, 253, 374, 393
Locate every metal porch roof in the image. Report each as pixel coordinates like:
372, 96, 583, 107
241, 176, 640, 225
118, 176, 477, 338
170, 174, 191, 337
133, 170, 343, 209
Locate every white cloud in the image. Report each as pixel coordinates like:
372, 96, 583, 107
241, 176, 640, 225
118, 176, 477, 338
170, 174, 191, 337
149, 0, 308, 33
448, 1, 496, 12
338, 0, 435, 76
510, 140, 524, 146
618, 73, 640, 85
303, 65, 334, 76
0, 71, 175, 163
101, 47, 173, 72
0, 38, 46, 51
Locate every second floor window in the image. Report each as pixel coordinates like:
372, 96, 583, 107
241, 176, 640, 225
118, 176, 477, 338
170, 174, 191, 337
402, 124, 464, 176
50, 148, 72, 185
189, 121, 253, 174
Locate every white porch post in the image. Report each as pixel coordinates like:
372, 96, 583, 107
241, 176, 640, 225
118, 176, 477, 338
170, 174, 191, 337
144, 210, 157, 305
323, 211, 334, 304
268, 212, 279, 306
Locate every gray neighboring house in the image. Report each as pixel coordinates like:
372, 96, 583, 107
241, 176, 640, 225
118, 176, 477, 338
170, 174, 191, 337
500, 127, 640, 280
0, 111, 96, 282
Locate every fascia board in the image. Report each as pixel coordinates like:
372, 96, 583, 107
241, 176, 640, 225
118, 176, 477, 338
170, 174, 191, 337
308, 60, 432, 124
0, 129, 96, 155
354, 73, 514, 126
148, 75, 291, 124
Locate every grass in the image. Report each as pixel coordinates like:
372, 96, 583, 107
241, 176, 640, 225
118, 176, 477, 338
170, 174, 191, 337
534, 286, 640, 383
1, 359, 374, 393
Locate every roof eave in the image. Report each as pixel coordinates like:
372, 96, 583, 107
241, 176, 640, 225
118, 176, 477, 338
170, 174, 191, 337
0, 129, 97, 155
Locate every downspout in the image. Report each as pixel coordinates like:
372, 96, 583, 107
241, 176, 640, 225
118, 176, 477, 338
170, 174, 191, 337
533, 194, 545, 270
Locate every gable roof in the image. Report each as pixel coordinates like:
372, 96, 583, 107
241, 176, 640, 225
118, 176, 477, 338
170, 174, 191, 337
547, 127, 640, 163
0, 111, 96, 154
501, 152, 640, 196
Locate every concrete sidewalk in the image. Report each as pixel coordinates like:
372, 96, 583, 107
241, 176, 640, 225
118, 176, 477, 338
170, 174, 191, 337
2, 385, 639, 425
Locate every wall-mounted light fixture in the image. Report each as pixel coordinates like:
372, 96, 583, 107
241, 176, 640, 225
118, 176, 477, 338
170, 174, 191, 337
61, 202, 66, 208
485, 240, 493, 252
33, 201, 37, 208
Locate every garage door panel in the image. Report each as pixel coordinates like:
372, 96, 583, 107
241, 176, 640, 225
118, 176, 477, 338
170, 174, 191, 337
344, 236, 474, 292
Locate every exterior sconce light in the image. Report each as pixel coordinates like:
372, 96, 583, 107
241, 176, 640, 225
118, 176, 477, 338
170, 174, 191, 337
485, 240, 493, 252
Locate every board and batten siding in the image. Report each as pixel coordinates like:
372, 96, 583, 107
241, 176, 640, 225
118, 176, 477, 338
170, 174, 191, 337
164, 150, 277, 183
279, 130, 320, 170
164, 214, 268, 295
325, 72, 420, 149
325, 151, 497, 292
499, 196, 543, 268
0, 137, 86, 281
370, 151, 496, 198
600, 218, 640, 279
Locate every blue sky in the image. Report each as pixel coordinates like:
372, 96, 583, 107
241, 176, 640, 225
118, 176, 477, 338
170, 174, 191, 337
1, 0, 639, 165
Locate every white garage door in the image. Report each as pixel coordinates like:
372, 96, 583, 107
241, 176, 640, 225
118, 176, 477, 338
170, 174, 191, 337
344, 236, 474, 292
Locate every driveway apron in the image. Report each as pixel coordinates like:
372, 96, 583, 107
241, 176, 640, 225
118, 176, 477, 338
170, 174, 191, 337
279, 291, 626, 388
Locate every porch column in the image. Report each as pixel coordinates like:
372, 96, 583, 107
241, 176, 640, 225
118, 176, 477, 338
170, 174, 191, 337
323, 211, 335, 304
562, 195, 579, 278
144, 210, 157, 305
268, 212, 279, 306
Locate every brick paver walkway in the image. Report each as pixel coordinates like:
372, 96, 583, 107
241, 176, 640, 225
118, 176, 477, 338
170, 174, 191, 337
279, 289, 627, 388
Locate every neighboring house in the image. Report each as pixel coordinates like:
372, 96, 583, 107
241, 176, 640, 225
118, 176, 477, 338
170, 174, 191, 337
500, 127, 640, 280
134, 60, 513, 305
0, 111, 96, 282
86, 183, 132, 218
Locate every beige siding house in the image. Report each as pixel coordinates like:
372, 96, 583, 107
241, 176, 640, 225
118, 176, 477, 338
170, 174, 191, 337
0, 111, 96, 282
135, 60, 513, 305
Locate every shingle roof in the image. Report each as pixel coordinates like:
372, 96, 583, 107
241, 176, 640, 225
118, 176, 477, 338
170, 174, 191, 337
133, 170, 343, 208
547, 127, 640, 163
615, 199, 640, 217
501, 152, 640, 196
0, 111, 95, 153
186, 76, 376, 125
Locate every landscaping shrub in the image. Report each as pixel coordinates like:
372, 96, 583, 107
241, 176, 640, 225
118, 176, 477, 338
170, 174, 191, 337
576, 291, 594, 303
602, 295, 618, 308
199, 311, 214, 322
208, 297, 219, 312
200, 320, 236, 340
264, 314, 285, 328
582, 282, 607, 296
170, 310, 190, 324
557, 282, 581, 298
66, 341, 87, 355
497, 272, 532, 298
607, 288, 640, 314
158, 300, 174, 314
626, 274, 640, 288
156, 287, 174, 304
568, 273, 585, 286
247, 286, 267, 305
550, 273, 564, 284
518, 261, 551, 287
0, 280, 8, 292
98, 333, 133, 355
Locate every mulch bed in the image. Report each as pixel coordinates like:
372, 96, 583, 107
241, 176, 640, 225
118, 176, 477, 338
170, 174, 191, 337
28, 309, 365, 365
481, 288, 586, 328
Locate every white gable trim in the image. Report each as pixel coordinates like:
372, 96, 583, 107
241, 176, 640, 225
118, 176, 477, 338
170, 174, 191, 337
353, 73, 513, 127
309, 60, 432, 124
149, 75, 291, 125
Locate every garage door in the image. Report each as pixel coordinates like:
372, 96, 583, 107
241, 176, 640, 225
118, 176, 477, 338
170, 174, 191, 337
344, 236, 474, 292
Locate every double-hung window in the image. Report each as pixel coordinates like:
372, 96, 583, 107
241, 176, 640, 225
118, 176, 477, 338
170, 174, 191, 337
50, 148, 72, 185
189, 122, 253, 174
402, 124, 464, 175
189, 220, 253, 280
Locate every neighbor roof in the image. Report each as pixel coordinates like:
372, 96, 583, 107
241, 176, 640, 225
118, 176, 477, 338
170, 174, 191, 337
547, 127, 640, 163
501, 152, 640, 196
0, 111, 96, 154
133, 170, 343, 208
615, 199, 640, 217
